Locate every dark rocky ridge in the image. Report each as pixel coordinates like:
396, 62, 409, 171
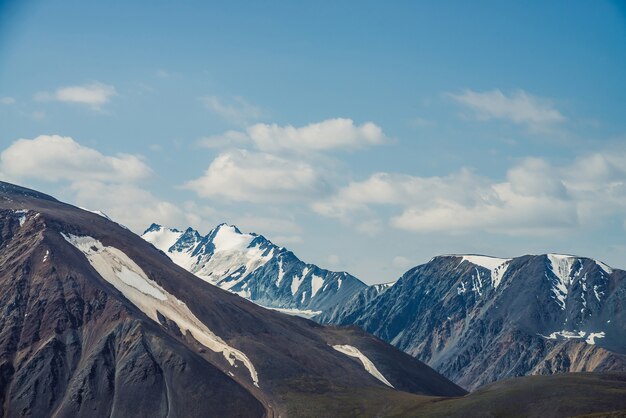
320, 254, 626, 390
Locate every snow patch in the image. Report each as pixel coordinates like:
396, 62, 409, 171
593, 285, 603, 302
276, 258, 285, 287
373, 281, 395, 293
457, 281, 467, 295
43, 250, 49, 263
547, 254, 579, 310
62, 233, 260, 387
586, 332, 606, 345
291, 273, 304, 296
332, 345, 394, 388
255, 304, 321, 319
142, 226, 183, 252
310, 274, 324, 297
13, 209, 28, 227
212, 225, 253, 252
460, 255, 511, 289
539, 329, 606, 345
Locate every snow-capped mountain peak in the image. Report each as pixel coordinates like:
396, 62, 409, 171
142, 223, 368, 316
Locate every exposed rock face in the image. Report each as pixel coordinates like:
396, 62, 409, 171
0, 182, 465, 417
320, 254, 626, 390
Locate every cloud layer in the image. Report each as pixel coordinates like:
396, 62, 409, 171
315, 152, 626, 235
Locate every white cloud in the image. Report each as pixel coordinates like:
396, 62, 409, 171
70, 181, 183, 232
35, 82, 117, 109
184, 149, 324, 203
0, 135, 152, 182
199, 118, 388, 153
201, 96, 262, 126
0, 135, 188, 233
448, 89, 565, 131
1, 97, 15, 105
315, 151, 626, 235
248, 118, 387, 153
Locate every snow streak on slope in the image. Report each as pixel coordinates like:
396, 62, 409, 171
460, 255, 511, 289
595, 260, 613, 275
547, 254, 578, 310
62, 233, 260, 387
332, 345, 394, 388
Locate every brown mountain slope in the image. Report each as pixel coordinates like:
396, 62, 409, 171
0, 182, 464, 417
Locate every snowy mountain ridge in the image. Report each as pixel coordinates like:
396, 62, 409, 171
142, 223, 368, 316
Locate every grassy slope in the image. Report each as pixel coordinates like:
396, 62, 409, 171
281, 373, 626, 417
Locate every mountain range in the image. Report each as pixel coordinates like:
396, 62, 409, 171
142, 223, 369, 318
144, 222, 626, 391
2, 180, 626, 417
321, 254, 626, 390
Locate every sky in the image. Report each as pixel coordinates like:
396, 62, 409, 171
1, 0, 626, 284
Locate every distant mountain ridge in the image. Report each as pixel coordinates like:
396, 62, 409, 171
320, 253, 626, 390
142, 223, 369, 317
142, 222, 626, 390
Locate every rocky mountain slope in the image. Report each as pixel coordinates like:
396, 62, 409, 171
0, 181, 467, 417
320, 254, 626, 390
142, 223, 368, 317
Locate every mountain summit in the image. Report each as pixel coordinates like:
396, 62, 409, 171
320, 253, 626, 390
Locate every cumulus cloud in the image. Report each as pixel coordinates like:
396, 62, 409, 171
184, 149, 325, 203
201, 96, 262, 126
0, 135, 188, 233
246, 118, 388, 153
448, 89, 565, 132
0, 135, 152, 182
35, 82, 117, 109
70, 181, 184, 232
315, 152, 626, 235
199, 118, 388, 153
1, 97, 15, 105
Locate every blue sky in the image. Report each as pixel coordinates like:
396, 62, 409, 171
1, 0, 625, 283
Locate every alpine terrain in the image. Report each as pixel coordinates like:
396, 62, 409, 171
142, 223, 369, 318
320, 254, 626, 390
